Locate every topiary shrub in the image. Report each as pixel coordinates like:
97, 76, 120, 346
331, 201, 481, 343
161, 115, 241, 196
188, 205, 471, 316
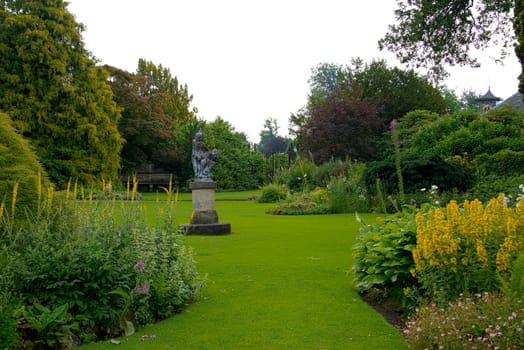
0, 112, 52, 218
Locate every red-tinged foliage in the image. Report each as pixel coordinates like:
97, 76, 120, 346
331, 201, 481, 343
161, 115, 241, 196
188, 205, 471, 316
104, 65, 177, 172
301, 84, 383, 163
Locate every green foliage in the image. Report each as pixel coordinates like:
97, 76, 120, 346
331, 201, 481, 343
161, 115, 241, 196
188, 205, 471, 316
105, 59, 198, 175
404, 292, 524, 349
258, 184, 288, 203
469, 175, 524, 203
476, 149, 524, 176
0, 263, 22, 350
327, 163, 369, 213
282, 159, 316, 192
352, 211, 418, 307
502, 253, 524, 300
266, 190, 331, 215
0, 1, 124, 187
365, 155, 474, 197
203, 117, 266, 190
265, 152, 290, 183
380, 0, 515, 81
0, 112, 52, 219
1, 182, 202, 345
257, 118, 290, 156
23, 303, 75, 348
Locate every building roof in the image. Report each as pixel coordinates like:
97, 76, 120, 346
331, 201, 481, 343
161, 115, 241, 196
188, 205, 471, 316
493, 92, 524, 111
475, 88, 502, 102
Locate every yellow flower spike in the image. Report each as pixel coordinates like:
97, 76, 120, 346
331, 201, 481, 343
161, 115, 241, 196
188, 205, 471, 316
11, 181, 19, 220
47, 186, 53, 208
73, 180, 78, 201
0, 202, 4, 224
66, 178, 71, 200
37, 171, 42, 204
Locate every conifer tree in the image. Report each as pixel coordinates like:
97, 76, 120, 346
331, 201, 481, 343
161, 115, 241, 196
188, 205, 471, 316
0, 0, 123, 186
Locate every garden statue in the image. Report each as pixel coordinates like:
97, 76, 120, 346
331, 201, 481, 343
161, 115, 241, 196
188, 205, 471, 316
179, 129, 231, 235
192, 129, 219, 182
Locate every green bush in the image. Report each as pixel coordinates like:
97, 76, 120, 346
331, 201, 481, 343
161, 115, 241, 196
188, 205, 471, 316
266, 190, 330, 215
352, 210, 418, 308
476, 149, 524, 176
1, 184, 203, 345
283, 159, 316, 192
258, 184, 289, 203
327, 162, 369, 213
0, 256, 22, 350
470, 175, 524, 204
501, 253, 524, 301
0, 112, 52, 219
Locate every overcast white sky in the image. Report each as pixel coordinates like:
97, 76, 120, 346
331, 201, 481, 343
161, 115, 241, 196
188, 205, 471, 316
67, 0, 522, 143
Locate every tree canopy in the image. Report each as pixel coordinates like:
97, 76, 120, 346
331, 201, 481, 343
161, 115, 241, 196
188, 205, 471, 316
105, 60, 197, 174
291, 59, 446, 162
380, 0, 516, 82
257, 118, 290, 156
0, 0, 123, 186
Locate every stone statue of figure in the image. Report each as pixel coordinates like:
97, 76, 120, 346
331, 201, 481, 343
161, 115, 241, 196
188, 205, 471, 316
192, 129, 219, 182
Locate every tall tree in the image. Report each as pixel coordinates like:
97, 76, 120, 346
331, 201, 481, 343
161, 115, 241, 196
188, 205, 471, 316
380, 1, 517, 82
257, 118, 289, 156
136, 59, 197, 124
0, 0, 123, 186
104, 65, 174, 173
301, 83, 382, 163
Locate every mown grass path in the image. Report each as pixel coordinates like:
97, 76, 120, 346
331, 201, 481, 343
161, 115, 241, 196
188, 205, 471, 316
81, 200, 407, 349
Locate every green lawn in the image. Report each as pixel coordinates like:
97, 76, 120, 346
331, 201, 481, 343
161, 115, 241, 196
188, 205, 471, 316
80, 197, 407, 350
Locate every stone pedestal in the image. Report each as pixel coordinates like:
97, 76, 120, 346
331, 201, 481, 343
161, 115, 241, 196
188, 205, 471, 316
179, 181, 231, 235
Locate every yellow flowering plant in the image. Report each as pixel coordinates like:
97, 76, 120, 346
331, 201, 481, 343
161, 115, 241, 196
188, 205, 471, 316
413, 194, 524, 302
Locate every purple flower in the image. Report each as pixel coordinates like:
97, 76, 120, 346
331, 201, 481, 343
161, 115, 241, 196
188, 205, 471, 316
134, 260, 145, 270
142, 281, 149, 294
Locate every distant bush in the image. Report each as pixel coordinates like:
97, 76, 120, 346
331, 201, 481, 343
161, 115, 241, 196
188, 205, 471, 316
266, 190, 330, 215
258, 184, 288, 203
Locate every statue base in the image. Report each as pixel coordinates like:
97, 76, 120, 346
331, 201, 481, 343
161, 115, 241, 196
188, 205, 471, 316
180, 181, 231, 235
178, 222, 231, 235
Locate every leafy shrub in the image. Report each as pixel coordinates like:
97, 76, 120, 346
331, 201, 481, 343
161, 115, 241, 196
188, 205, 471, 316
365, 155, 474, 198
470, 175, 524, 203
476, 149, 524, 176
502, 253, 524, 300
404, 292, 524, 349
413, 195, 524, 303
0, 182, 203, 345
266, 190, 330, 215
352, 210, 418, 307
0, 261, 22, 350
258, 184, 288, 203
328, 162, 369, 213
283, 159, 316, 192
